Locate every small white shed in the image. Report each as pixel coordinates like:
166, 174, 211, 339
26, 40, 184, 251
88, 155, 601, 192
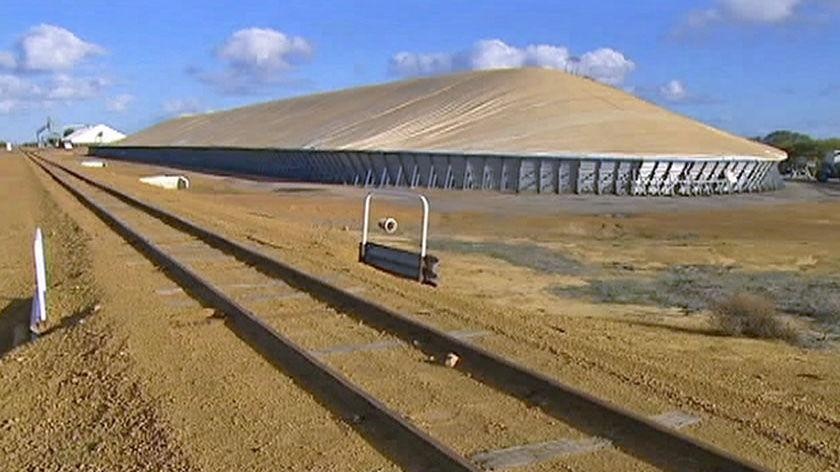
64, 124, 126, 146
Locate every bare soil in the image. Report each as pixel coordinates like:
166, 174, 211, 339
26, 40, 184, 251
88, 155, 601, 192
0, 154, 194, 471
6, 149, 840, 471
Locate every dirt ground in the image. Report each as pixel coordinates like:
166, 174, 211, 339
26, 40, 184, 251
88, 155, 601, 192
0, 154, 194, 471
3, 148, 840, 471
2, 152, 403, 472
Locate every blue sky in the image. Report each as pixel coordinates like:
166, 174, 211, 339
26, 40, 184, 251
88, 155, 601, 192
1, 0, 838, 143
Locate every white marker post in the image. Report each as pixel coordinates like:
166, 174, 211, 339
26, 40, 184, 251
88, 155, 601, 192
30, 228, 47, 333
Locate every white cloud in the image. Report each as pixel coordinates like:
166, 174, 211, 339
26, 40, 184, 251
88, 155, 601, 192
163, 98, 207, 117
521, 44, 573, 69
106, 93, 134, 112
17, 24, 104, 71
0, 78, 23, 114
389, 51, 453, 77
0, 72, 109, 114
0, 74, 41, 97
196, 27, 313, 94
389, 39, 635, 86
678, 0, 835, 30
0, 51, 16, 69
721, 0, 802, 22
45, 74, 108, 100
684, 9, 723, 29
0, 24, 110, 114
648, 79, 719, 106
659, 80, 689, 102
0, 74, 40, 113
468, 39, 529, 69
0, 99, 19, 114
575, 48, 637, 86
218, 28, 312, 72
0, 72, 110, 111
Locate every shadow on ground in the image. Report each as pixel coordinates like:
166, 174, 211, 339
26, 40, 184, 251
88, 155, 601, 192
620, 319, 724, 337
273, 187, 326, 194
0, 298, 33, 358
0, 297, 100, 359
433, 238, 587, 276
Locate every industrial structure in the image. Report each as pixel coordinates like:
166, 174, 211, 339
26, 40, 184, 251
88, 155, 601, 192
92, 68, 786, 196
35, 117, 62, 148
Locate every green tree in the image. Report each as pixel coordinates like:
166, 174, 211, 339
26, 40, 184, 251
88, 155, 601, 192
760, 130, 839, 162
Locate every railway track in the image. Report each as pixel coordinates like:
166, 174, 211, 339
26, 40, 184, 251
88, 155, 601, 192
27, 151, 770, 472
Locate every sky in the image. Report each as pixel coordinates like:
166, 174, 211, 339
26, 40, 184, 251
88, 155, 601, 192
1, 0, 838, 143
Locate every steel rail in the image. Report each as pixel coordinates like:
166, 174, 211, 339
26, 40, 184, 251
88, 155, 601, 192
27, 152, 479, 472
31, 152, 771, 472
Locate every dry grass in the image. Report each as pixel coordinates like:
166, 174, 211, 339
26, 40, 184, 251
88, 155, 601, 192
554, 265, 840, 332
711, 293, 801, 342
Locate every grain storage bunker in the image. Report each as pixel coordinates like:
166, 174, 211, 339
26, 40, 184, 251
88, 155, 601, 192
92, 68, 785, 196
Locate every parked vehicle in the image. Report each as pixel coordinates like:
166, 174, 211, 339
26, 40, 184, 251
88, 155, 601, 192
816, 150, 840, 182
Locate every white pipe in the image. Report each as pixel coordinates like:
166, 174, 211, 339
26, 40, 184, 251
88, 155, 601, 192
361, 190, 430, 258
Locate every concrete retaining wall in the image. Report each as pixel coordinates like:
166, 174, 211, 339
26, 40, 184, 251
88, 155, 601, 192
91, 146, 782, 196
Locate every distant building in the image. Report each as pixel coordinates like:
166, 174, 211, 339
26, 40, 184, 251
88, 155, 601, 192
64, 124, 126, 146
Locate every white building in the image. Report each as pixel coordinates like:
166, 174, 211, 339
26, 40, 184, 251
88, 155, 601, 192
64, 124, 126, 146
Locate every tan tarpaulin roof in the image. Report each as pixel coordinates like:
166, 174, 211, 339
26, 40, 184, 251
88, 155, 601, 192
121, 68, 784, 160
